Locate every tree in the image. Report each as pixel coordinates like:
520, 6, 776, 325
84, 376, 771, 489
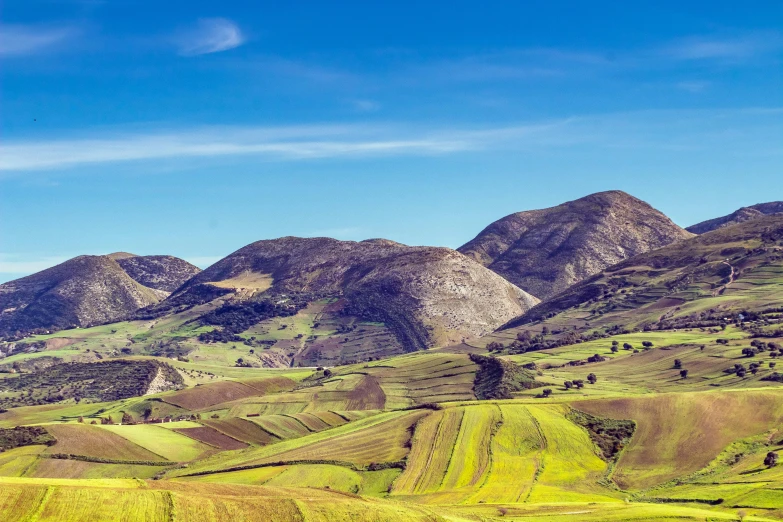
323, 369, 332, 377
587, 373, 597, 384
541, 389, 552, 398
573, 379, 585, 389
771, 362, 777, 368
77, 416, 84, 423
642, 341, 654, 348
611, 340, 619, 347
680, 369, 689, 378
765, 451, 779, 467
611, 345, 619, 353
742, 347, 757, 358
564, 381, 573, 390
486, 341, 504, 352
121, 412, 134, 425
517, 331, 532, 342
623, 343, 633, 350
673, 359, 682, 369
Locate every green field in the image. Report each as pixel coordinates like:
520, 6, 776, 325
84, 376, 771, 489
2, 309, 783, 520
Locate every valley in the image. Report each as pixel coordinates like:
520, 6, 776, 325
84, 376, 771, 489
0, 193, 782, 520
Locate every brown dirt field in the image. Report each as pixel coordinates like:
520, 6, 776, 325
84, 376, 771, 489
174, 427, 248, 450
345, 375, 386, 410
201, 418, 279, 445
45, 338, 81, 350
240, 376, 296, 394
289, 413, 331, 431
44, 424, 165, 461
257, 411, 427, 466
645, 297, 686, 310
310, 411, 349, 427
162, 378, 293, 410
577, 390, 783, 489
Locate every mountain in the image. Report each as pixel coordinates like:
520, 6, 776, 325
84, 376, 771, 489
112, 254, 201, 292
0, 254, 200, 338
158, 237, 539, 353
504, 213, 783, 333
686, 201, 783, 234
458, 190, 692, 300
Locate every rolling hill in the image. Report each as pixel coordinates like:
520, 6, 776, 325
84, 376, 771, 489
503, 213, 783, 334
2, 195, 783, 521
458, 190, 692, 299
687, 201, 783, 234
0, 254, 200, 339
111, 253, 201, 292
150, 237, 538, 358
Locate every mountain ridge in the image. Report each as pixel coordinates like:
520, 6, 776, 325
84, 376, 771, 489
686, 201, 783, 234
458, 190, 693, 299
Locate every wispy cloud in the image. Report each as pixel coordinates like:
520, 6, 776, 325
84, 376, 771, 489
0, 124, 483, 172
658, 33, 782, 61
0, 23, 77, 57
676, 81, 710, 93
352, 99, 380, 112
177, 18, 244, 56
1, 109, 780, 173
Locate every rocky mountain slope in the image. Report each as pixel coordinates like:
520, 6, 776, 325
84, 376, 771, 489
458, 190, 692, 299
686, 201, 783, 234
0, 254, 199, 338
505, 213, 783, 333
160, 237, 539, 350
112, 253, 201, 291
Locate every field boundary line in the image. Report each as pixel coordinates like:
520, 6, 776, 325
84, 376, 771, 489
23, 485, 54, 522
436, 408, 466, 492
468, 404, 503, 504
522, 406, 547, 503
408, 410, 444, 494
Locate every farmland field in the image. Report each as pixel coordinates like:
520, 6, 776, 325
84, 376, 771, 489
2, 322, 783, 520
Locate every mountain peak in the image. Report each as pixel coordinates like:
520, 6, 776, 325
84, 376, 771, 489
458, 191, 692, 299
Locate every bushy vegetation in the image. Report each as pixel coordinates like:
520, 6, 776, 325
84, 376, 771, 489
0, 360, 183, 408
567, 409, 635, 461
0, 426, 55, 450
343, 286, 432, 352
469, 354, 538, 399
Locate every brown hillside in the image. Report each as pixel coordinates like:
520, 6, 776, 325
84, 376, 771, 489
116, 254, 201, 292
458, 190, 692, 299
165, 237, 538, 348
0, 253, 199, 337
686, 201, 783, 234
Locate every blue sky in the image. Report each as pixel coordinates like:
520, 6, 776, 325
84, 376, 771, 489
1, 1, 782, 282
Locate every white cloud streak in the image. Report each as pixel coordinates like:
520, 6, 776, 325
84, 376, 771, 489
0, 24, 76, 57
0, 124, 483, 171
658, 33, 782, 61
177, 18, 244, 56
1, 109, 780, 173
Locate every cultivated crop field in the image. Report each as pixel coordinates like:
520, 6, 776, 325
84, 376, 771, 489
3, 317, 783, 519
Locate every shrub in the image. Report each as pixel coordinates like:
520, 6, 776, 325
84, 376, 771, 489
587, 373, 597, 384
765, 451, 779, 467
